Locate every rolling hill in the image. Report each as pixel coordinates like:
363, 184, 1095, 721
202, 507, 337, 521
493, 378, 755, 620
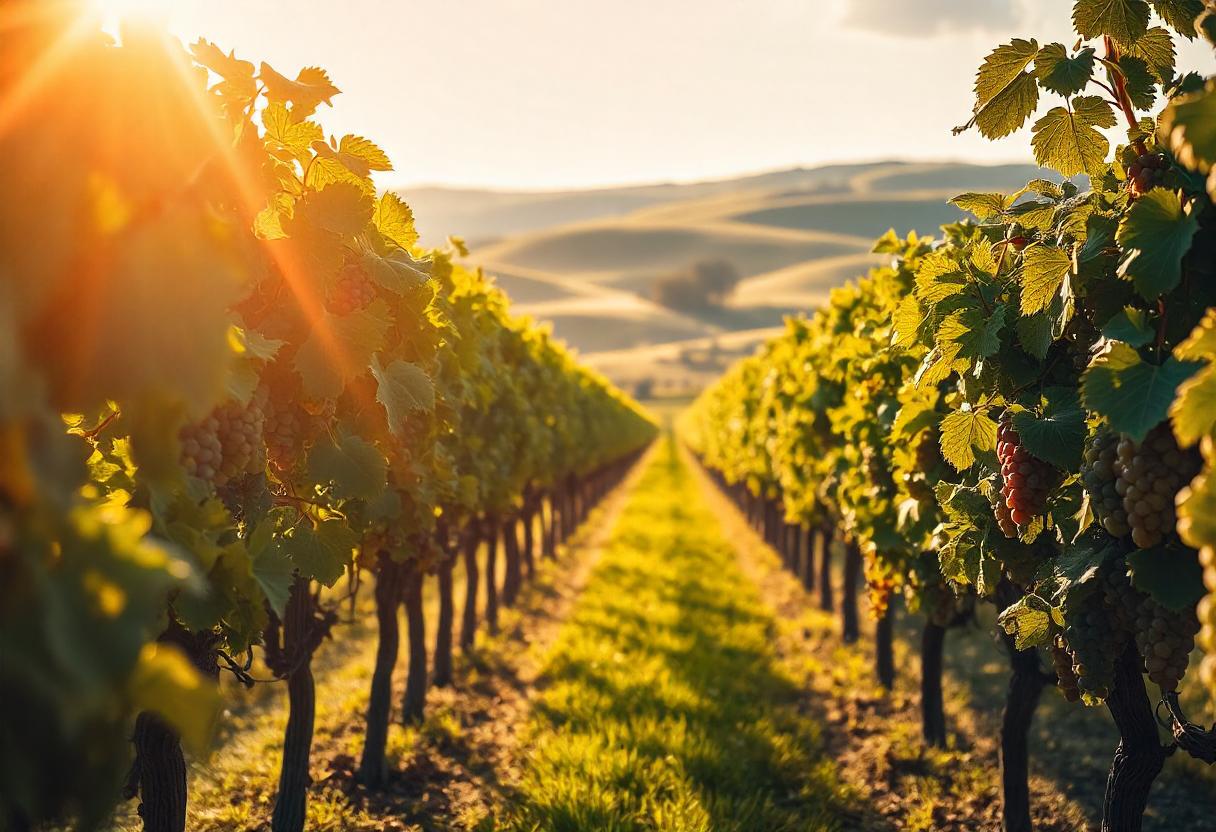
396, 160, 1052, 394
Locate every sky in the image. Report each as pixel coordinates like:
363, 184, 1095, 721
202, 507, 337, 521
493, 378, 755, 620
98, 0, 1216, 191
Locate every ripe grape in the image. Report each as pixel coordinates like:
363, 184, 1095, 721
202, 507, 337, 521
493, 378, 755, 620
328, 265, 377, 315
1134, 595, 1200, 692
180, 414, 223, 483
1112, 425, 1199, 549
996, 418, 1056, 536
1127, 152, 1168, 197
994, 494, 1018, 539
1100, 559, 1143, 639
1082, 433, 1130, 538
1052, 635, 1081, 703
1061, 589, 1121, 703
212, 396, 266, 487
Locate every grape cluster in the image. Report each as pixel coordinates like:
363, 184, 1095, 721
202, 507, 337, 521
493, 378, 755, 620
212, 397, 266, 486
180, 413, 223, 483
1004, 222, 1029, 251
1051, 635, 1081, 703
902, 432, 940, 502
1134, 595, 1200, 692
1112, 425, 1198, 549
1061, 589, 1121, 703
1100, 560, 1142, 638
1127, 151, 1168, 197
1082, 433, 1130, 537
996, 418, 1056, 537
263, 397, 309, 470
328, 265, 377, 315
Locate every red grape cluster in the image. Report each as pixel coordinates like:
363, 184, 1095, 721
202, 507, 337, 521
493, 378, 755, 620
328, 265, 377, 315
1134, 595, 1200, 692
1127, 151, 1168, 197
1112, 425, 1198, 549
996, 418, 1055, 537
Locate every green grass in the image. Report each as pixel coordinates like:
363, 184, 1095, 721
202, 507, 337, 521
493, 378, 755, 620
497, 440, 848, 832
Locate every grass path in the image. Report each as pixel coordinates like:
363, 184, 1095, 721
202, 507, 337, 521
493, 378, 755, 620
497, 439, 851, 831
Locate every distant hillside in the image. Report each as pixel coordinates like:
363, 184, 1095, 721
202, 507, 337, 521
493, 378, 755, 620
400, 160, 1054, 395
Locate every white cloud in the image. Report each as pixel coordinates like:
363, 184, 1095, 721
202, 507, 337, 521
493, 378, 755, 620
841, 0, 1022, 37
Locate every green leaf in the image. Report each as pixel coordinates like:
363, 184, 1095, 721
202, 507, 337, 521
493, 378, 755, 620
950, 192, 1013, 220
1073, 0, 1151, 45
128, 643, 220, 755
294, 299, 392, 400
1123, 27, 1176, 81
940, 304, 1007, 366
1115, 188, 1199, 299
261, 102, 323, 163
374, 192, 419, 250
968, 39, 1041, 139
1149, 0, 1204, 38
1015, 312, 1054, 359
1034, 43, 1096, 96
1031, 99, 1113, 177
247, 522, 292, 617
1011, 387, 1086, 470
1175, 308, 1216, 361
293, 182, 374, 236
1101, 306, 1155, 347
1127, 545, 1205, 610
1170, 365, 1216, 446
338, 134, 392, 172
285, 519, 356, 586
1117, 56, 1157, 110
939, 408, 999, 471
1020, 244, 1073, 315
307, 433, 388, 501
1159, 79, 1216, 173
997, 595, 1054, 650
891, 294, 923, 349
1081, 342, 1202, 440
371, 356, 435, 438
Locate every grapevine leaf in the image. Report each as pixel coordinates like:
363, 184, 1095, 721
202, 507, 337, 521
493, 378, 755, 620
1149, 0, 1204, 38
950, 192, 1013, 220
1030, 98, 1114, 177
997, 595, 1054, 650
128, 643, 220, 755
293, 182, 373, 236
1126, 545, 1205, 610
1116, 56, 1157, 110
261, 103, 323, 164
259, 63, 340, 120
1020, 244, 1072, 315
1115, 188, 1199, 299
1170, 365, 1216, 446
1175, 308, 1216, 360
1123, 27, 1176, 81
1101, 307, 1154, 348
247, 522, 292, 617
1159, 79, 1216, 173
374, 192, 420, 250
358, 243, 429, 295
891, 294, 923, 349
940, 304, 1007, 365
872, 229, 903, 254
306, 433, 388, 501
1073, 0, 1151, 46
1034, 43, 1096, 96
1015, 312, 1054, 359
939, 408, 999, 471
294, 300, 392, 400
965, 39, 1041, 139
338, 135, 392, 172
1081, 342, 1202, 441
371, 356, 435, 438
1011, 388, 1086, 470
285, 519, 355, 587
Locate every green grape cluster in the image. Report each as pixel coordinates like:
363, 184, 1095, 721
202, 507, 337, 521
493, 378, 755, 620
212, 397, 266, 487
1051, 635, 1081, 703
1100, 560, 1142, 637
328, 264, 377, 315
996, 418, 1055, 536
1112, 425, 1197, 549
1082, 433, 1130, 537
180, 413, 224, 483
1061, 589, 1121, 703
1134, 595, 1200, 692
1201, 547, 1216, 691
